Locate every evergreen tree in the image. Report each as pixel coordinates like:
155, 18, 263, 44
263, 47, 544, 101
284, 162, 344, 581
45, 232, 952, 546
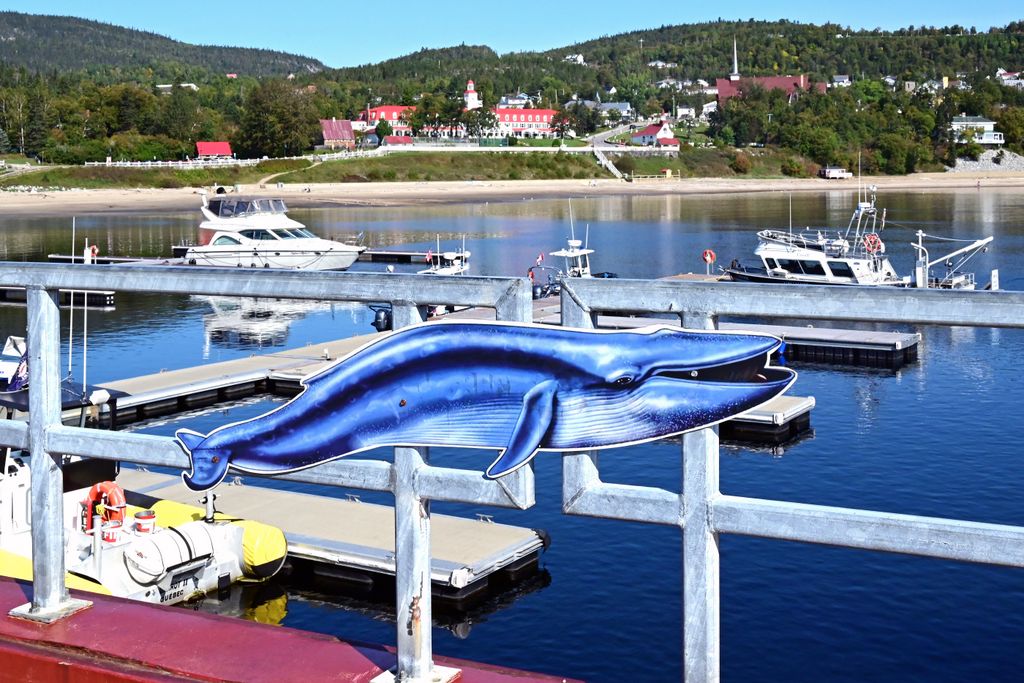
0, 126, 10, 154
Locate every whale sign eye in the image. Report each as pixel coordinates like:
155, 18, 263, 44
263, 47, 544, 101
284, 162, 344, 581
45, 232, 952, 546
614, 376, 633, 385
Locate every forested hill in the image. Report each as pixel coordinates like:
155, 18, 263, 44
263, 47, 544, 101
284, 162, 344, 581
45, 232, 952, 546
0, 12, 325, 79
547, 19, 1024, 82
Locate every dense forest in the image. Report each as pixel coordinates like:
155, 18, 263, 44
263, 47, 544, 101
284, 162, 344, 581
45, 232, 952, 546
0, 13, 1022, 173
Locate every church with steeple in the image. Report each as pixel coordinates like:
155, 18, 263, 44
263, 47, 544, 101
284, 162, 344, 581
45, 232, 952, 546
716, 37, 824, 103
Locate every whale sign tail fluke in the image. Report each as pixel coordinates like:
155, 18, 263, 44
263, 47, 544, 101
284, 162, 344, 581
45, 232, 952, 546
177, 428, 231, 491
171, 321, 797, 491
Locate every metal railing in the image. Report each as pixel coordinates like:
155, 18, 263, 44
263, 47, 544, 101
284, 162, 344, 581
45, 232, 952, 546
5, 264, 1024, 682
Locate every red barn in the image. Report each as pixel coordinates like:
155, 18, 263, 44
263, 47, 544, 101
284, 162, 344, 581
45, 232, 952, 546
320, 118, 355, 150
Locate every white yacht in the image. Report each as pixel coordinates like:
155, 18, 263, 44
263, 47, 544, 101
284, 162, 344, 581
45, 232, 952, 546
177, 195, 366, 271
724, 188, 995, 289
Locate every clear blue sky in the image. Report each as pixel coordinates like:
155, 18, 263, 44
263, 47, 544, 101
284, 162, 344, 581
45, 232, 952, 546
1, 1, 1020, 68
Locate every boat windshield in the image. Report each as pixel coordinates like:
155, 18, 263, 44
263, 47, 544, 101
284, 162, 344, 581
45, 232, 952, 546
210, 198, 287, 218
239, 229, 278, 241
270, 229, 303, 239
296, 228, 317, 238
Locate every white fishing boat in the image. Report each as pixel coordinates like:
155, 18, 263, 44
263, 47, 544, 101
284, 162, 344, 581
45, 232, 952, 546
723, 187, 996, 289
176, 194, 366, 270
529, 204, 616, 299
418, 235, 470, 276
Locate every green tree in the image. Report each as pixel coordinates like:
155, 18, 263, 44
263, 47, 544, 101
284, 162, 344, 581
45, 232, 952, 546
234, 79, 319, 158
375, 118, 393, 139
24, 82, 49, 158
161, 84, 200, 142
0, 125, 10, 153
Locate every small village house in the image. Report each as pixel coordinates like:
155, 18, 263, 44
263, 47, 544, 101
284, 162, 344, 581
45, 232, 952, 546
196, 141, 232, 159
631, 121, 676, 145
319, 118, 355, 150
950, 115, 1004, 145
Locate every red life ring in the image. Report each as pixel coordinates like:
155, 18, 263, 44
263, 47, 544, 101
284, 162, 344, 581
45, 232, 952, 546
81, 481, 126, 532
702, 249, 716, 265
89, 245, 99, 257
863, 233, 882, 254
528, 269, 534, 282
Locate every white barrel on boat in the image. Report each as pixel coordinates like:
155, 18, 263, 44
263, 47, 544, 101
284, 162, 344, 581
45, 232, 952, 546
124, 521, 216, 585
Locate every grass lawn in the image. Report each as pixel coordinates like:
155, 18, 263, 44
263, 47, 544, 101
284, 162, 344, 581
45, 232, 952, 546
281, 151, 609, 182
612, 147, 814, 179
0, 159, 311, 189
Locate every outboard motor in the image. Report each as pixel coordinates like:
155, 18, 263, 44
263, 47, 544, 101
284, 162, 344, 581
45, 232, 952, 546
532, 284, 545, 300
369, 305, 392, 332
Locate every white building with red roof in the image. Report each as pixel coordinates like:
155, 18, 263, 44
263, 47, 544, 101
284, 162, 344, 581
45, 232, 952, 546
494, 108, 558, 138
357, 105, 416, 135
630, 121, 675, 145
464, 80, 481, 110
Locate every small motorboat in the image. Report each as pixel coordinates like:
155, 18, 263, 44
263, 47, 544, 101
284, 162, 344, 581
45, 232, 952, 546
175, 194, 366, 271
529, 205, 617, 299
419, 235, 470, 276
0, 452, 287, 606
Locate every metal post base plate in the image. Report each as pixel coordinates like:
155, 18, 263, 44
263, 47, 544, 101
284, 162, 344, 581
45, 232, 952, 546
9, 597, 92, 624
370, 664, 461, 683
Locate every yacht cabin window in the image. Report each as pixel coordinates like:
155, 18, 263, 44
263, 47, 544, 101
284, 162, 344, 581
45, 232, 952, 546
827, 261, 855, 278
212, 235, 241, 245
239, 229, 276, 241
776, 259, 803, 274
799, 260, 827, 276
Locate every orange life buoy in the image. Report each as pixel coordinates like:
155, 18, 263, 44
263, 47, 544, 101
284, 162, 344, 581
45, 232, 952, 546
528, 269, 534, 282
89, 244, 99, 258
702, 249, 716, 265
81, 481, 126, 532
863, 233, 882, 254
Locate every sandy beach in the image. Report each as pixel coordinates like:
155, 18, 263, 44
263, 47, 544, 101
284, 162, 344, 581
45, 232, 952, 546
2, 171, 1023, 217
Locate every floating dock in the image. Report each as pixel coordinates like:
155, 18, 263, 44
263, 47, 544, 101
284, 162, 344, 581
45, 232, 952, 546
0, 285, 114, 309
116, 469, 546, 607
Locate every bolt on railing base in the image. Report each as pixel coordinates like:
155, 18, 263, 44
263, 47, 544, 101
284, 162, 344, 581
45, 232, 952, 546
370, 664, 461, 683
9, 597, 92, 624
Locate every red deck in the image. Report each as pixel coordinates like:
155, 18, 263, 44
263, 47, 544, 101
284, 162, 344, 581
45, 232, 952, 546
0, 579, 578, 682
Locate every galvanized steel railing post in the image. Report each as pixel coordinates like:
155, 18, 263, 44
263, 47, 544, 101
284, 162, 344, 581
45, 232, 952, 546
394, 445, 433, 681
9, 288, 91, 622
682, 311, 721, 682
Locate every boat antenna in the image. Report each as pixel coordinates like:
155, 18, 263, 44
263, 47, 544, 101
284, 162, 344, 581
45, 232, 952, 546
788, 193, 793, 235
82, 237, 89, 395
585, 223, 590, 250
857, 151, 862, 204
568, 200, 576, 241
68, 217, 76, 376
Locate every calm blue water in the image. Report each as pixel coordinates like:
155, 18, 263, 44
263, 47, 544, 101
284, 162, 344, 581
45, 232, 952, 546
2, 188, 1024, 681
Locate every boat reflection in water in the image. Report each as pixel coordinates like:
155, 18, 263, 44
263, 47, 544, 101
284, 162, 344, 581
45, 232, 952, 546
197, 296, 366, 356
192, 565, 552, 640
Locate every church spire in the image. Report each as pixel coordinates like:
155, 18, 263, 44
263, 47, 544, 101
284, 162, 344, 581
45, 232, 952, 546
730, 37, 740, 81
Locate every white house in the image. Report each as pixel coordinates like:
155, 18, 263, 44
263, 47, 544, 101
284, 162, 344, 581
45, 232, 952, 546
463, 80, 481, 110
951, 115, 1004, 145
564, 54, 586, 65
831, 75, 851, 88
631, 121, 676, 145
701, 101, 719, 118
675, 106, 696, 119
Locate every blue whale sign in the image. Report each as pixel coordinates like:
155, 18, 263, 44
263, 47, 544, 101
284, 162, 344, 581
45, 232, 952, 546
175, 321, 796, 490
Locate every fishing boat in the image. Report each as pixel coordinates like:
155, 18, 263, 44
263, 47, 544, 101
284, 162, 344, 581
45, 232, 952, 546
528, 204, 617, 299
418, 235, 470, 276
722, 187, 995, 289
175, 194, 366, 270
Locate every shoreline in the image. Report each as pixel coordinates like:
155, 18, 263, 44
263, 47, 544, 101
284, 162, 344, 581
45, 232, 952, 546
2, 171, 1022, 216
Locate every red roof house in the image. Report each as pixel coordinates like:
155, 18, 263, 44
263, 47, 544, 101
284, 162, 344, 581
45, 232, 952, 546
320, 118, 355, 150
196, 141, 232, 158
382, 135, 414, 146
631, 122, 675, 146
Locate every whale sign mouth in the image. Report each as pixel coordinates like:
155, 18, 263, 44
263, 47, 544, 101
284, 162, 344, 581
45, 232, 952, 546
174, 321, 797, 491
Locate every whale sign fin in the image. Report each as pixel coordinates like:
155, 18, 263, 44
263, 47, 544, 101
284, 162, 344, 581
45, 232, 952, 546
176, 429, 205, 453
485, 379, 557, 479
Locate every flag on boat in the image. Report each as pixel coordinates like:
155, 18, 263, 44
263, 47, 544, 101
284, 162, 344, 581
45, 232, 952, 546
8, 352, 28, 391
425, 249, 433, 263
536, 252, 544, 266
